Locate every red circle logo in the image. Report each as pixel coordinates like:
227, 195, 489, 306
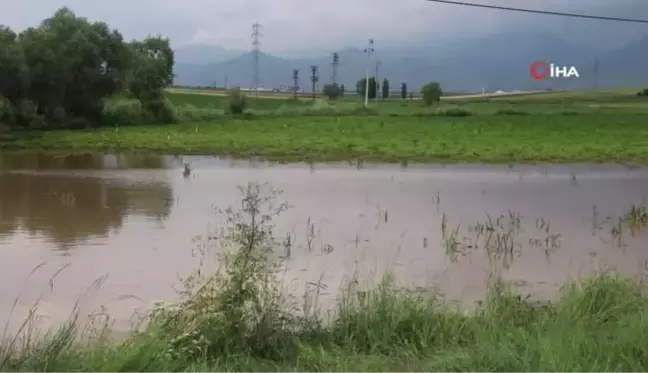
529, 61, 550, 80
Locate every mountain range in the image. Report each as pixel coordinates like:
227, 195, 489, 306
173, 31, 648, 93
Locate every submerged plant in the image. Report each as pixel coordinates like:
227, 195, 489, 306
624, 204, 648, 235
149, 182, 296, 360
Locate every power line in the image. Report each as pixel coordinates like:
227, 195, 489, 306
424, 0, 648, 24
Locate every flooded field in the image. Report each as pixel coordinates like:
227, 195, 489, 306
1, 152, 648, 335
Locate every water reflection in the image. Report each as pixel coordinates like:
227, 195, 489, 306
0, 171, 173, 252
0, 152, 179, 170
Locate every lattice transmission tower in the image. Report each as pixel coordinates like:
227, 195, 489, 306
252, 22, 262, 95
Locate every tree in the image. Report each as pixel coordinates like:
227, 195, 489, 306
126, 36, 175, 123
16, 7, 132, 129
340, 84, 346, 95
382, 79, 390, 100
322, 83, 342, 100
128, 36, 174, 102
356, 77, 377, 99
227, 88, 247, 114
0, 7, 197, 130
0, 26, 26, 106
400, 83, 407, 99
421, 82, 442, 105
292, 68, 299, 99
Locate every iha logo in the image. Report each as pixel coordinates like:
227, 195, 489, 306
529, 60, 580, 80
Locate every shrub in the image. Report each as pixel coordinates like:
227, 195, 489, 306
13, 99, 46, 130
142, 96, 178, 124
0, 96, 14, 125
421, 82, 442, 105
102, 99, 146, 126
227, 88, 248, 114
322, 83, 343, 100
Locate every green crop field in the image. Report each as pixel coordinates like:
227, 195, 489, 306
3, 88, 647, 164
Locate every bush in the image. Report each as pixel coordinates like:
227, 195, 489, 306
227, 88, 248, 114
421, 82, 442, 105
0, 96, 14, 125
14, 99, 46, 130
102, 99, 146, 126
322, 83, 343, 100
142, 96, 178, 124
638, 88, 648, 96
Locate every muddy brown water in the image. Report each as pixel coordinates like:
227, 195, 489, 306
1, 152, 648, 337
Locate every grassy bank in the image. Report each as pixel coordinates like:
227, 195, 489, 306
2, 89, 647, 163
2, 113, 647, 163
2, 274, 647, 371
2, 183, 648, 372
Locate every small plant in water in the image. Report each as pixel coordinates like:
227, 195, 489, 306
149, 182, 297, 360
624, 204, 648, 235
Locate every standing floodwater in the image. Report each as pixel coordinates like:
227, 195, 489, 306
1, 152, 648, 335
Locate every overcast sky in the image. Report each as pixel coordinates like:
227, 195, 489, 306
1, 0, 647, 52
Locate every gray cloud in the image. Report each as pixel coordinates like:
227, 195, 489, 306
1, 0, 646, 52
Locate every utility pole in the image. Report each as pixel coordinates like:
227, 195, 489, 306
252, 22, 262, 96
332, 52, 340, 84
363, 39, 374, 107
310, 65, 319, 100
292, 69, 300, 100
375, 61, 381, 104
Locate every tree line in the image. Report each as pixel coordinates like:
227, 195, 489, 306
322, 77, 441, 104
0, 8, 174, 131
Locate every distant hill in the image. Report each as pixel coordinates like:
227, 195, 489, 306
598, 35, 648, 88
173, 31, 648, 92
174, 44, 245, 64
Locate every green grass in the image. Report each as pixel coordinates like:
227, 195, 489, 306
2, 273, 647, 372
2, 114, 647, 163
2, 183, 648, 372
3, 88, 647, 163
166, 90, 313, 110
165, 88, 648, 117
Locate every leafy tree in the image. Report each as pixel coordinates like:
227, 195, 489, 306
421, 82, 442, 105
0, 8, 179, 130
127, 36, 175, 122
322, 83, 342, 100
400, 83, 407, 99
227, 88, 247, 114
356, 77, 377, 99
369, 78, 377, 99
0, 26, 26, 105
340, 84, 346, 95
11, 8, 131, 129
128, 36, 174, 102
382, 79, 390, 100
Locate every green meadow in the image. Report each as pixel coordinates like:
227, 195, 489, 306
3, 88, 647, 164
